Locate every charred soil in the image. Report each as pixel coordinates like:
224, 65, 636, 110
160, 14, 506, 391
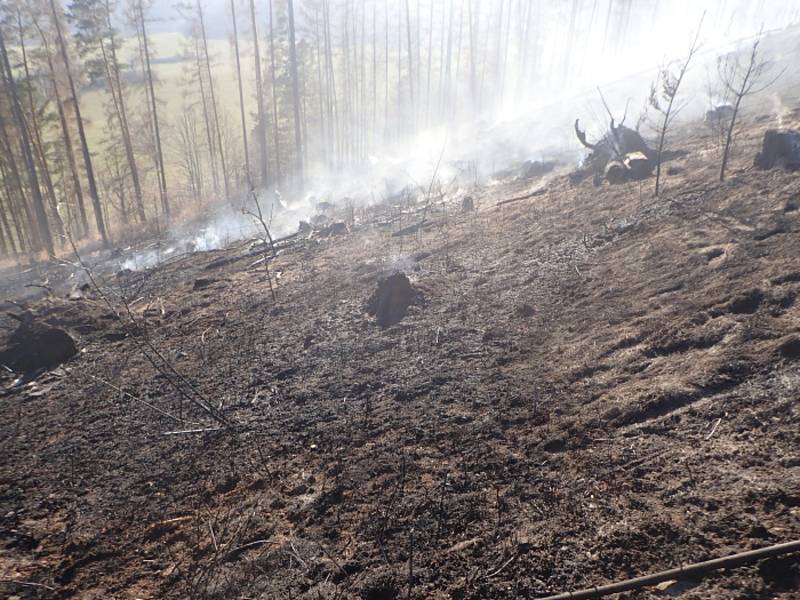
1, 116, 800, 599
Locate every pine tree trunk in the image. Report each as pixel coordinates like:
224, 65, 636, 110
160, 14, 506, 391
468, 0, 477, 110
323, 0, 339, 166
32, 19, 90, 237
197, 1, 230, 201
232, 0, 251, 185
425, 0, 433, 126
0, 160, 24, 255
0, 183, 16, 256
0, 26, 52, 254
287, 0, 304, 186
248, 0, 269, 186
268, 0, 283, 184
50, 0, 108, 247
17, 14, 64, 242
314, 11, 327, 160
404, 0, 414, 128
193, 37, 220, 196
138, 0, 169, 217
442, 0, 454, 117
384, 0, 389, 142
104, 0, 146, 223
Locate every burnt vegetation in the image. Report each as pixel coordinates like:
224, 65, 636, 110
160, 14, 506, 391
2, 1, 800, 599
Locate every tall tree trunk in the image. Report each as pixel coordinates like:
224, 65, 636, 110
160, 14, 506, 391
0, 26, 51, 254
453, 1, 464, 118
371, 0, 377, 148
0, 157, 26, 254
499, 0, 512, 104
424, 0, 433, 125
384, 0, 389, 142
323, 0, 339, 166
441, 0, 454, 119
468, 0, 477, 110
314, 10, 327, 159
137, 0, 169, 217
193, 37, 220, 196
197, 1, 231, 201
268, 0, 283, 184
104, 0, 146, 223
49, 0, 108, 247
17, 13, 64, 243
231, 0, 251, 185
248, 0, 269, 186
0, 180, 17, 256
404, 0, 414, 128
287, 0, 304, 186
32, 18, 89, 237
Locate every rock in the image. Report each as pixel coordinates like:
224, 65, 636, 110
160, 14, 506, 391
704, 104, 734, 127
0, 314, 78, 373
366, 272, 423, 328
192, 278, 217, 291
728, 289, 764, 314
314, 222, 349, 238
754, 129, 800, 170
624, 151, 653, 179
462, 196, 475, 212
777, 336, 800, 360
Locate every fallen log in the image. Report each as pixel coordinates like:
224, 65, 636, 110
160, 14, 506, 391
496, 187, 547, 207
540, 539, 800, 600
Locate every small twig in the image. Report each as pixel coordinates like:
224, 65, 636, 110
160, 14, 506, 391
208, 520, 219, 552
287, 540, 309, 570
486, 552, 518, 578
163, 428, 223, 436
0, 579, 56, 591
316, 541, 346, 575
87, 374, 197, 426
226, 539, 276, 558
705, 417, 722, 440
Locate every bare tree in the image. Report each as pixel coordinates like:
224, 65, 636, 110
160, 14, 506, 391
649, 16, 703, 196
718, 34, 784, 182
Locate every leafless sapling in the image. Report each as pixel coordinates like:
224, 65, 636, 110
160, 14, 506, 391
717, 33, 785, 182
649, 16, 703, 196
242, 189, 277, 302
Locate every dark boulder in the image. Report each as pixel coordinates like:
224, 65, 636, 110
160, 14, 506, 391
754, 129, 800, 170
0, 314, 78, 372
704, 104, 734, 127
366, 273, 423, 328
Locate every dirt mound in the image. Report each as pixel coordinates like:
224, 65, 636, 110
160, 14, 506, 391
0, 314, 78, 372
754, 129, 800, 170
366, 272, 423, 327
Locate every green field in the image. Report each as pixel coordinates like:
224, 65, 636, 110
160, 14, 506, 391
78, 32, 257, 203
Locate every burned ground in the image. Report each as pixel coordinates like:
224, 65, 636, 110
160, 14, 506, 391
1, 116, 799, 599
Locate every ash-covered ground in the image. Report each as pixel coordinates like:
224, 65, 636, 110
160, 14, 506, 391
1, 109, 800, 599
